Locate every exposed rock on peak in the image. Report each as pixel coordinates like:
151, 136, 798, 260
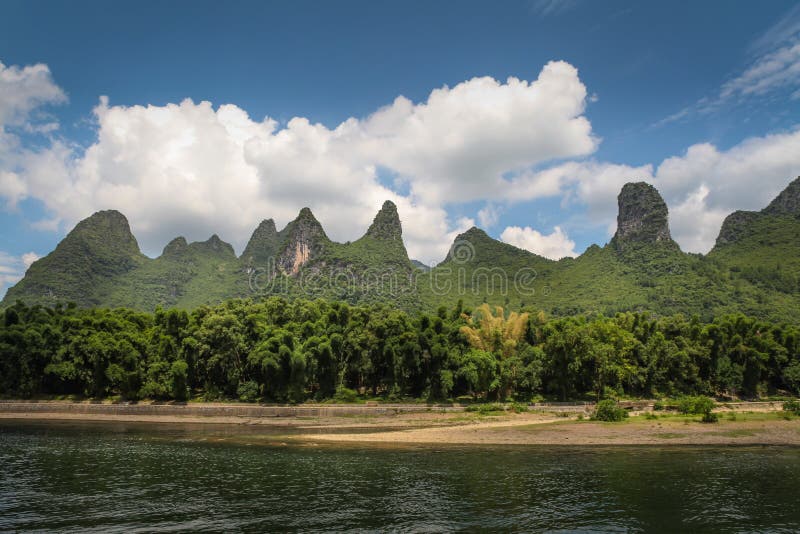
365, 200, 402, 242
763, 176, 800, 216
278, 208, 329, 275
611, 182, 674, 251
297, 207, 317, 221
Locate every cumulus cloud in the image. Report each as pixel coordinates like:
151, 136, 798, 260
2, 56, 798, 267
2, 59, 596, 264
500, 225, 578, 260
539, 128, 800, 253
358, 61, 597, 205
668, 186, 730, 254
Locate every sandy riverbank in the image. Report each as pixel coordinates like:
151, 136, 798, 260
1, 401, 798, 446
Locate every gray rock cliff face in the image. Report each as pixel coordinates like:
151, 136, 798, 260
365, 200, 402, 242
611, 182, 673, 251
277, 208, 329, 275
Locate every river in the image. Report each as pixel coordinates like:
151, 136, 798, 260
1, 420, 799, 532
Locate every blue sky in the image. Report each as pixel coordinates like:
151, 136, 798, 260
1, 0, 800, 295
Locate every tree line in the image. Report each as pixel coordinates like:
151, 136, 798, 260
1, 298, 799, 402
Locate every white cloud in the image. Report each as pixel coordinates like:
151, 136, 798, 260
0, 171, 28, 208
716, 41, 800, 105
668, 186, 729, 254
3, 59, 596, 264
500, 225, 578, 260
0, 251, 39, 297
21, 252, 40, 269
359, 60, 597, 205
539, 128, 800, 253
656, 6, 800, 126
0, 61, 66, 127
3, 56, 798, 268
477, 204, 501, 228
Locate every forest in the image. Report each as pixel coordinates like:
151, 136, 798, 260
1, 297, 799, 403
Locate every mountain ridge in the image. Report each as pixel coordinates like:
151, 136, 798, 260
4, 178, 800, 322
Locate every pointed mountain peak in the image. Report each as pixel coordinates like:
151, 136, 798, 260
611, 182, 673, 251
365, 200, 402, 241
162, 236, 188, 257
258, 218, 277, 233
763, 176, 800, 216
297, 207, 318, 221
286, 207, 327, 238
278, 207, 329, 275
241, 219, 280, 266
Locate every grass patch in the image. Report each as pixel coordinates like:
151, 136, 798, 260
654, 432, 686, 439
465, 403, 505, 416
709, 429, 759, 438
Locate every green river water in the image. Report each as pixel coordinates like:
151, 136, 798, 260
1, 420, 799, 532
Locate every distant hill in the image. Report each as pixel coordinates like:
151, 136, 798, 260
4, 177, 800, 322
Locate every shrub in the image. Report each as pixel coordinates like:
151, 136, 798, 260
701, 411, 719, 423
466, 403, 504, 415
783, 399, 800, 416
509, 402, 529, 413
653, 401, 665, 411
677, 396, 715, 415
236, 380, 260, 402
332, 386, 359, 403
592, 400, 628, 422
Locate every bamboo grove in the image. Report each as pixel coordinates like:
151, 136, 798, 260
1, 297, 799, 402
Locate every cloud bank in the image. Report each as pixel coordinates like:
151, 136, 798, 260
0, 60, 597, 263
0, 56, 799, 273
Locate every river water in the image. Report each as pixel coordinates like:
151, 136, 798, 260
1, 421, 799, 532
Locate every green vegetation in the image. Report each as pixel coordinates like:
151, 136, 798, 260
592, 399, 628, 422
3, 297, 799, 403
676, 396, 715, 415
3, 179, 800, 404
675, 395, 718, 422
783, 399, 800, 416
465, 403, 505, 415
4, 178, 800, 325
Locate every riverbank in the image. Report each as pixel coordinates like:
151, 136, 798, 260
1, 400, 797, 446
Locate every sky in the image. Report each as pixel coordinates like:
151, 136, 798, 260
1, 0, 800, 296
